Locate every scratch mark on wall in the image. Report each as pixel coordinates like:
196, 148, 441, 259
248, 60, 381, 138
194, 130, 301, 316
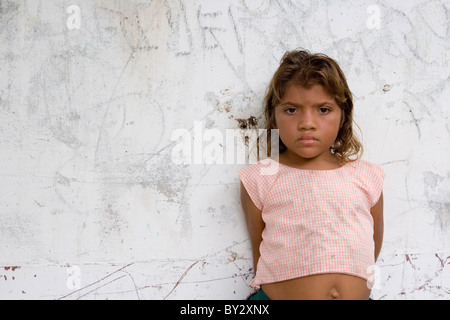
163, 260, 199, 300
58, 262, 134, 300
76, 274, 128, 300
94, 50, 135, 165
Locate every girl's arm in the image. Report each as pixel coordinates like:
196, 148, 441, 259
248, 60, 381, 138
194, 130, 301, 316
370, 192, 384, 261
240, 181, 265, 273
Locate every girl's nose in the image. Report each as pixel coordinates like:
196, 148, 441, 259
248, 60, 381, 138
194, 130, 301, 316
298, 110, 316, 130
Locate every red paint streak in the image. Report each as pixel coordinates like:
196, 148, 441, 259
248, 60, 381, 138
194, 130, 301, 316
58, 262, 134, 300
405, 254, 412, 265
163, 261, 199, 300
3, 266, 20, 271
75, 274, 127, 300
435, 253, 445, 268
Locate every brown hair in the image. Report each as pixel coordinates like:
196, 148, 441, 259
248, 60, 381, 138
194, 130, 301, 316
264, 49, 363, 163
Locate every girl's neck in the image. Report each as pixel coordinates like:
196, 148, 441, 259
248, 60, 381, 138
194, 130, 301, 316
278, 149, 342, 170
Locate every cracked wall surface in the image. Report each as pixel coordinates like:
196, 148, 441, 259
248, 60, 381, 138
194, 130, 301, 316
0, 0, 449, 299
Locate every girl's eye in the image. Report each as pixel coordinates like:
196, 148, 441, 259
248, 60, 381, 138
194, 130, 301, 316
318, 107, 331, 114
285, 107, 297, 114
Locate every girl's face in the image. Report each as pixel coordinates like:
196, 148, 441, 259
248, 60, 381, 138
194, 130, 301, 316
274, 83, 342, 166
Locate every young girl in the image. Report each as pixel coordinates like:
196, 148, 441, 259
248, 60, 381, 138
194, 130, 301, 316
239, 49, 384, 300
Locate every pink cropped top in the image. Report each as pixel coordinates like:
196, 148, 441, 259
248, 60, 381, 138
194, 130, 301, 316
238, 159, 384, 288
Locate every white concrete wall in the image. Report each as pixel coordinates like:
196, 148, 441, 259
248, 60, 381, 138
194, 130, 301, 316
0, 0, 449, 299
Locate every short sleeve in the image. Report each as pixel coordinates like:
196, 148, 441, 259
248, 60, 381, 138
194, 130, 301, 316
238, 164, 264, 210
364, 162, 385, 207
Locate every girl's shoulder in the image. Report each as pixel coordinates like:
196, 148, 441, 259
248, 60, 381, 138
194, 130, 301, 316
350, 159, 385, 187
350, 159, 385, 207
351, 159, 384, 173
238, 159, 281, 210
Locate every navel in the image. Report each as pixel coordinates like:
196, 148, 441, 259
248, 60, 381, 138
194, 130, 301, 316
329, 287, 340, 299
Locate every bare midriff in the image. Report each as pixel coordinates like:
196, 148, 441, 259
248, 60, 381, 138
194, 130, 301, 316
261, 273, 371, 300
